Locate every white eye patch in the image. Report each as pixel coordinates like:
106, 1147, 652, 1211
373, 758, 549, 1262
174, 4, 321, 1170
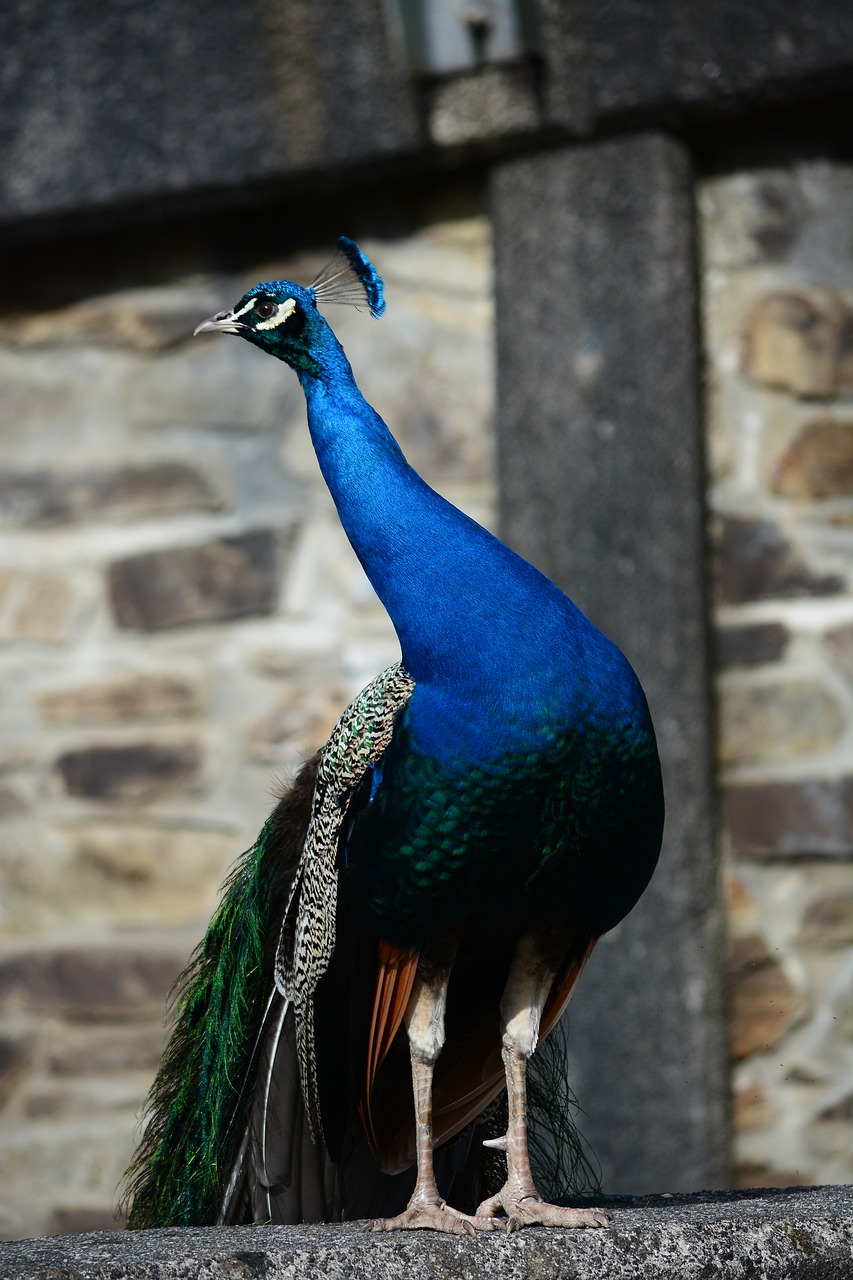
255, 297, 297, 331
230, 297, 258, 320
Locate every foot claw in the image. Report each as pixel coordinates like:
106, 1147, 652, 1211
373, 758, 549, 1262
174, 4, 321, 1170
365, 1202, 500, 1235
475, 1189, 611, 1231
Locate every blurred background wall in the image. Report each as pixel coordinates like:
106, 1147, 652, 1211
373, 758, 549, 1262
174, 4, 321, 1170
0, 0, 852, 1240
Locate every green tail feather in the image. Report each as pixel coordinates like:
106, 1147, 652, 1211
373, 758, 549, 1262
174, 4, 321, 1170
122, 806, 298, 1228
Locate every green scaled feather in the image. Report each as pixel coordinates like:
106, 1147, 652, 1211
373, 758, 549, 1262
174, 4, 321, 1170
122, 801, 302, 1229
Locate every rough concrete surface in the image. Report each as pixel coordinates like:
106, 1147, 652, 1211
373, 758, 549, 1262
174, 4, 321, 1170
5, 0, 853, 229
491, 133, 725, 1196
1, 1189, 852, 1279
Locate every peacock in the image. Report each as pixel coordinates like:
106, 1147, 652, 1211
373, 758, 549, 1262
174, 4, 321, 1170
123, 237, 664, 1235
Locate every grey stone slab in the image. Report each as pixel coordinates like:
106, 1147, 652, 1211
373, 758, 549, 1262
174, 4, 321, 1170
2, 1188, 852, 1278
0, 0, 421, 226
490, 134, 725, 1193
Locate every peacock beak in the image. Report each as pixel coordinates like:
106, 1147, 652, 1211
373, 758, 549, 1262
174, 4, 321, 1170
193, 311, 241, 336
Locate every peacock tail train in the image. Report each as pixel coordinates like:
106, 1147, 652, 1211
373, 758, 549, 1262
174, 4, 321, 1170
122, 762, 315, 1228
123, 664, 421, 1227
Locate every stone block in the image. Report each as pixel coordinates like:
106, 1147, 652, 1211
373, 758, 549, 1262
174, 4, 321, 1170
0, 568, 79, 644
733, 1162, 812, 1190
0, 1120, 136, 1240
818, 1094, 853, 1122
0, 947, 184, 1017
728, 934, 801, 1060
108, 531, 280, 631
246, 688, 347, 763
0, 290, 221, 352
717, 677, 844, 766
715, 623, 789, 668
55, 742, 202, 801
699, 171, 810, 269
0, 1034, 31, 1107
47, 1024, 165, 1077
0, 350, 92, 449
724, 777, 853, 857
49, 1207, 123, 1236
714, 516, 844, 603
772, 418, 853, 498
0, 784, 27, 818
798, 894, 853, 949
128, 342, 286, 432
56, 823, 236, 925
24, 1076, 146, 1120
732, 1077, 774, 1132
725, 873, 761, 931
826, 624, 853, 680
38, 673, 203, 725
0, 464, 226, 527
742, 290, 853, 398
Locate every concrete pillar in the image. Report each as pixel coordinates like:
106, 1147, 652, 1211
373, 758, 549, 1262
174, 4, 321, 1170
490, 132, 727, 1192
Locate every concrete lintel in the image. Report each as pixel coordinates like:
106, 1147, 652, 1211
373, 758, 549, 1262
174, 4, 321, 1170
4, 1, 853, 234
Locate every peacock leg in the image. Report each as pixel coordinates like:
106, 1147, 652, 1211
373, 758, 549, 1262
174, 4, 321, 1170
366, 936, 500, 1235
476, 929, 611, 1231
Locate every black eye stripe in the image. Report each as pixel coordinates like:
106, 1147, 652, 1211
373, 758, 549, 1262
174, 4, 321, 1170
286, 307, 305, 337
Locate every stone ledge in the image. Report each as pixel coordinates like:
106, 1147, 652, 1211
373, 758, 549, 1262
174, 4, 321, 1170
1, 1188, 851, 1279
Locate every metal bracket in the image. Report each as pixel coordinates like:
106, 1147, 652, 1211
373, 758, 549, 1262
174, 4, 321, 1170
385, 0, 538, 76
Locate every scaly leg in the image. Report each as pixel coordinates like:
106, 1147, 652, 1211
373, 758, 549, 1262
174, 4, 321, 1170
477, 928, 610, 1232
366, 936, 500, 1235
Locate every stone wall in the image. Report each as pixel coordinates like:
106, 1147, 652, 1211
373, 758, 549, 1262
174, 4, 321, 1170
700, 160, 853, 1188
0, 217, 494, 1239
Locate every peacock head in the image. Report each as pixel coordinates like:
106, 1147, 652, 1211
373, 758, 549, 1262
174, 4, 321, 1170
194, 236, 385, 377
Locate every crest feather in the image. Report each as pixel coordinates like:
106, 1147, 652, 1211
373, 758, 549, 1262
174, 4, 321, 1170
309, 236, 386, 319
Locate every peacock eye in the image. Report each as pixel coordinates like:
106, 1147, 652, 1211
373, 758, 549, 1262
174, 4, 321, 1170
254, 298, 277, 320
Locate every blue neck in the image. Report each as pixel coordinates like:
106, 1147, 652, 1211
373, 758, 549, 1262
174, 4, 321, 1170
296, 329, 588, 699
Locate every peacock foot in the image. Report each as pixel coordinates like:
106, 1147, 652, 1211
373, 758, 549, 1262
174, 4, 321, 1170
477, 1189, 612, 1233
364, 1198, 502, 1235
